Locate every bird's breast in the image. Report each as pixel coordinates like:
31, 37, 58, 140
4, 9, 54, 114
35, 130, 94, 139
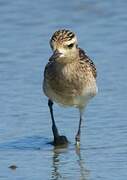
43, 62, 97, 108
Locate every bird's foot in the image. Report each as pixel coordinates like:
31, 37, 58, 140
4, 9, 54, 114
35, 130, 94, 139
53, 135, 69, 147
75, 135, 80, 148
75, 140, 80, 148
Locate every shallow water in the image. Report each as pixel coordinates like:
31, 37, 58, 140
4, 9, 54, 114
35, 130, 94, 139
0, 0, 127, 179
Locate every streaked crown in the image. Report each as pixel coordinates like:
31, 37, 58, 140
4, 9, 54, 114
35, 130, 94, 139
50, 29, 77, 49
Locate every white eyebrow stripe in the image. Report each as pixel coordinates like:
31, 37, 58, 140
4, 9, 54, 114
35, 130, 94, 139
64, 39, 77, 46
67, 41, 75, 44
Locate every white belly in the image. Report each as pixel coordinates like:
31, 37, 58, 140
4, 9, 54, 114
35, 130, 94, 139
73, 84, 98, 108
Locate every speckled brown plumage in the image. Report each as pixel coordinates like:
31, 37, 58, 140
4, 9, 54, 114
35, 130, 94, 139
78, 48, 97, 78
43, 46, 97, 107
43, 29, 98, 146
50, 29, 75, 44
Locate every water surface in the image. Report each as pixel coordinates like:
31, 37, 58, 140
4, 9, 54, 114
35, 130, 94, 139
0, 0, 127, 179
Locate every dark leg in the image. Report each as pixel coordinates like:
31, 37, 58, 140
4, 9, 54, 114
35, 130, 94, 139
48, 99, 68, 146
75, 109, 83, 146
48, 99, 60, 139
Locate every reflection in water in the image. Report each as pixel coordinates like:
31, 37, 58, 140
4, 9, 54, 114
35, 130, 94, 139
51, 146, 68, 180
51, 146, 89, 180
75, 147, 89, 180
51, 148, 62, 180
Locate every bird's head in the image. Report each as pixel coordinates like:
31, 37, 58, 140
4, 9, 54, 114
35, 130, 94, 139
49, 29, 79, 64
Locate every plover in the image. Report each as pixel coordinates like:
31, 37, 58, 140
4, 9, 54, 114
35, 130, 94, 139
43, 29, 98, 146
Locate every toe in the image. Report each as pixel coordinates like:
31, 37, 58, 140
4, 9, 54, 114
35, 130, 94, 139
76, 140, 80, 148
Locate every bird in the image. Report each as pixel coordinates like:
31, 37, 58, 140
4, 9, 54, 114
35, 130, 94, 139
43, 29, 98, 146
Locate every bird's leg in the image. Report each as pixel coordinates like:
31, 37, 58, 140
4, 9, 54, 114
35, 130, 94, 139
48, 99, 60, 139
48, 99, 68, 146
75, 108, 83, 147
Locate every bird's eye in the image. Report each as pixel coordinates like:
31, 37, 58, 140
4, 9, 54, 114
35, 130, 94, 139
67, 43, 74, 49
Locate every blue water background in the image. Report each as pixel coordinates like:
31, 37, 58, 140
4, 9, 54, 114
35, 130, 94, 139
0, 0, 127, 179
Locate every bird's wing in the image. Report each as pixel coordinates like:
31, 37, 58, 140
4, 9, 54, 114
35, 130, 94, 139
78, 48, 97, 78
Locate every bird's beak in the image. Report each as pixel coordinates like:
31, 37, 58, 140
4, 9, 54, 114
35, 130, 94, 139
50, 49, 63, 60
